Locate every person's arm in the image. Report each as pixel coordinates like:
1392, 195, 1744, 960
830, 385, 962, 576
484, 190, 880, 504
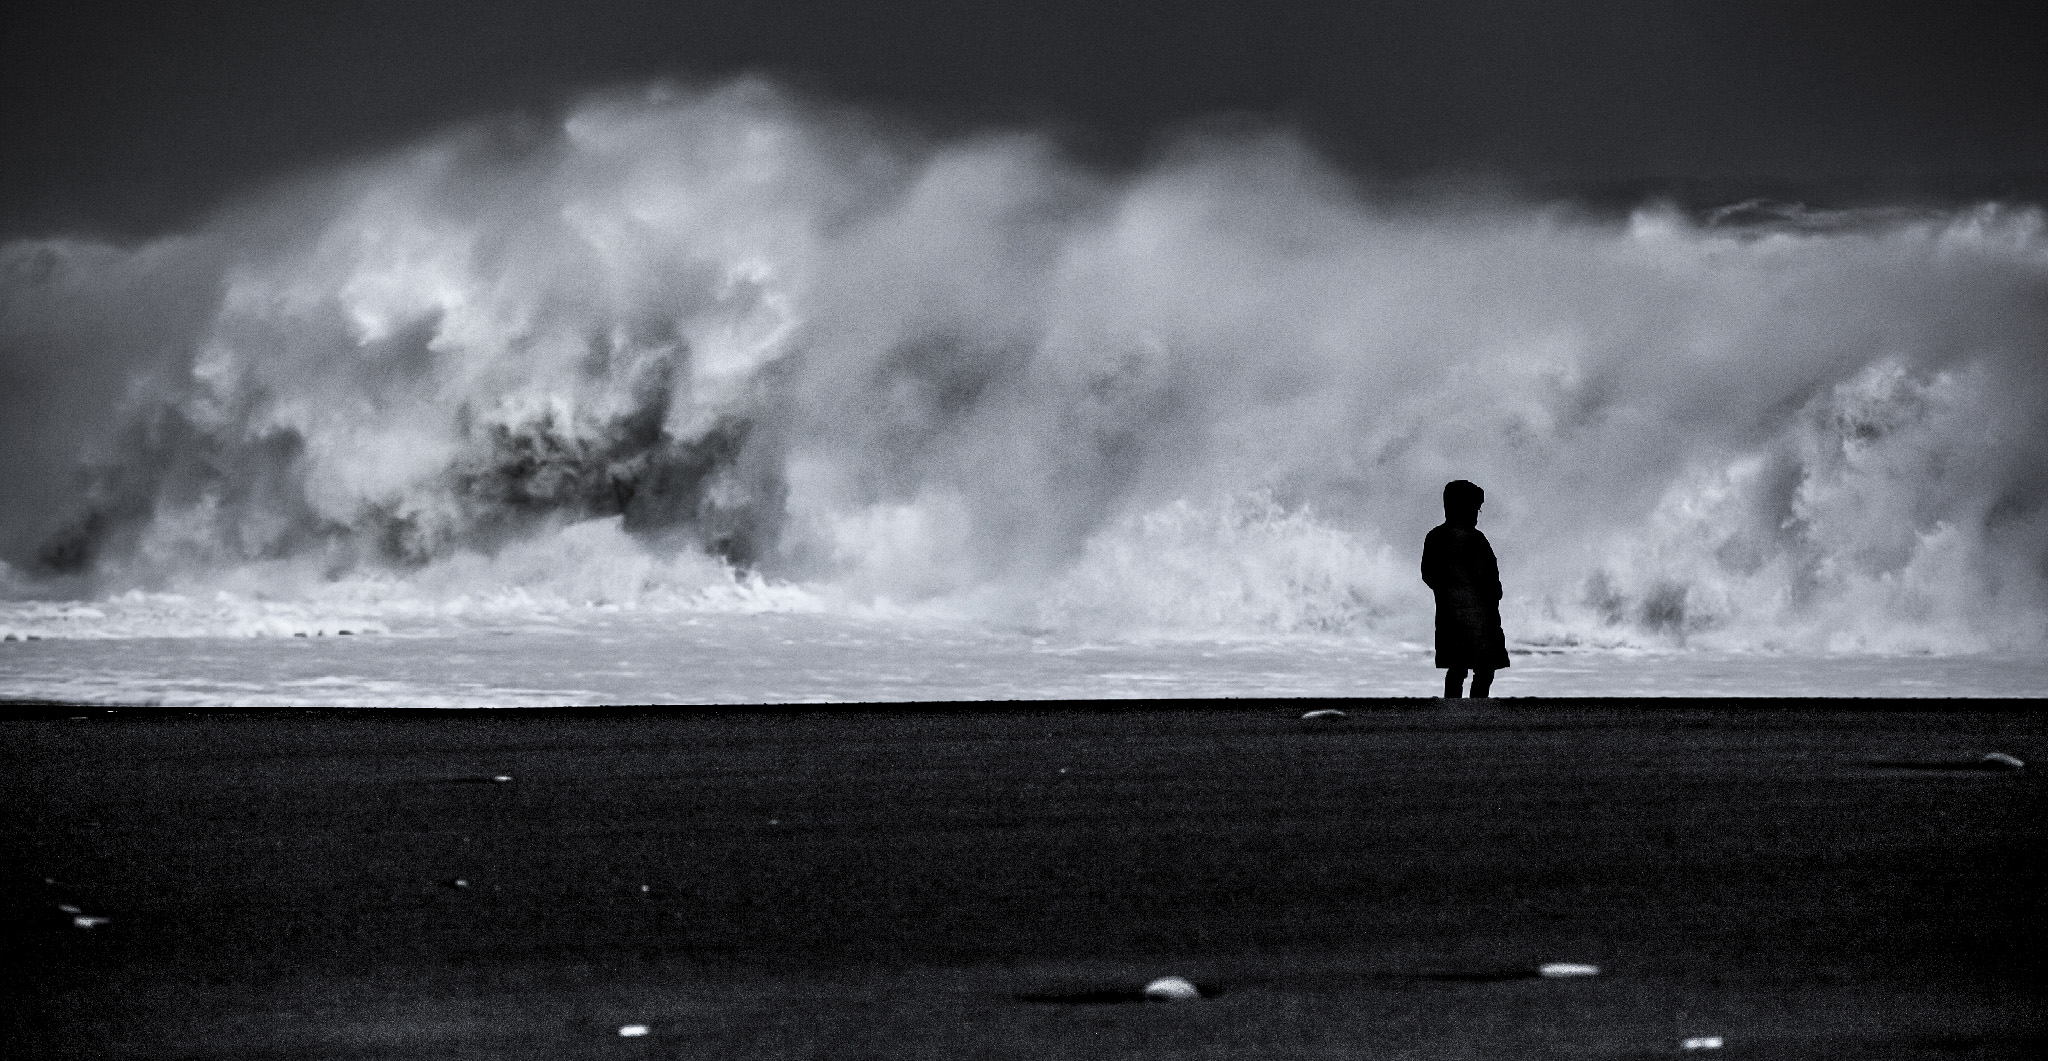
1421, 528, 1446, 591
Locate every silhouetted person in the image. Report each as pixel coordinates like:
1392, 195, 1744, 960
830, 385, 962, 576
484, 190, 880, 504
1422, 480, 1509, 698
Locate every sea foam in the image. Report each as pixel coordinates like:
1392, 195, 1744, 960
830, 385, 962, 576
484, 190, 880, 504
3, 78, 2045, 654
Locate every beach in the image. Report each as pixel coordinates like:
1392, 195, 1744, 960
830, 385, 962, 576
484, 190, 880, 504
5, 701, 2041, 1059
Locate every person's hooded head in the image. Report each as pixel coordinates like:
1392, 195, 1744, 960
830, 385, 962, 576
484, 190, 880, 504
1443, 480, 1484, 528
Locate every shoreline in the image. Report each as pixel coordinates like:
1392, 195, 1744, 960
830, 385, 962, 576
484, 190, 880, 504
3, 695, 2043, 716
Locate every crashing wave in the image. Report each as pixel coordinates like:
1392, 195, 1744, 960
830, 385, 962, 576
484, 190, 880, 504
2, 79, 2045, 650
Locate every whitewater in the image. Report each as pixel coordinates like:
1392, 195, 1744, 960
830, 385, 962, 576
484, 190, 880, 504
4, 79, 2047, 703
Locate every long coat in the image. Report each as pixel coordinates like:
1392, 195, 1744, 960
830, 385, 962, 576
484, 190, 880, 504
1421, 523, 1511, 671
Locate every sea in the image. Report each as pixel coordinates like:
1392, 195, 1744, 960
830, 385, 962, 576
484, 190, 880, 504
3, 80, 2045, 706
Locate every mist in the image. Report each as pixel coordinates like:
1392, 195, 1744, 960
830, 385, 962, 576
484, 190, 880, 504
4, 78, 2045, 652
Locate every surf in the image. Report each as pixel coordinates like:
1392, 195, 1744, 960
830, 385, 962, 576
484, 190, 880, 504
3, 78, 2044, 655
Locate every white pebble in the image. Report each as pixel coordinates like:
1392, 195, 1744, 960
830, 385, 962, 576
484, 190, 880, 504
618, 1024, 649, 1037
1143, 976, 1201, 1001
1300, 708, 1347, 721
57, 904, 80, 914
72, 916, 110, 929
1537, 962, 1599, 978
1981, 752, 2024, 770
491, 775, 513, 783
1681, 1036, 1724, 1050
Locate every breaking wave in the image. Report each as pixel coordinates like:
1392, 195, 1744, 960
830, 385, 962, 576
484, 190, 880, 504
4, 78, 2046, 651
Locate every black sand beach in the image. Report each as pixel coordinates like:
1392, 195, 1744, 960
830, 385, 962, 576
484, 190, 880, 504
4, 701, 2043, 1059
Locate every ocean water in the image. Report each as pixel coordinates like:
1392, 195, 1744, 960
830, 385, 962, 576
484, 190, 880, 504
4, 607, 2045, 705
3, 79, 2046, 704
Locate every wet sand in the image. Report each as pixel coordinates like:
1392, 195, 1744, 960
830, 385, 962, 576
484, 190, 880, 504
3, 700, 2043, 1059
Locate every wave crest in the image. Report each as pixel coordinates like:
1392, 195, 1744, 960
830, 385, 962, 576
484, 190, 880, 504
4, 80, 2046, 651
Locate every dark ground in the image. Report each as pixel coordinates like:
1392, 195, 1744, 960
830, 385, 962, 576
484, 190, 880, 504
2, 700, 2043, 1059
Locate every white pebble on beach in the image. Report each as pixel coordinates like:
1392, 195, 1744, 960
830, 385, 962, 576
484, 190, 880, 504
1143, 976, 1201, 1001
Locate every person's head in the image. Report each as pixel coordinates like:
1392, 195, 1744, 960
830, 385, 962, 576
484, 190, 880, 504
1443, 480, 1483, 526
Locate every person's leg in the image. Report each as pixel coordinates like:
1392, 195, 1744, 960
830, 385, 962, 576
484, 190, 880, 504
1470, 669, 1494, 697
1444, 668, 1467, 698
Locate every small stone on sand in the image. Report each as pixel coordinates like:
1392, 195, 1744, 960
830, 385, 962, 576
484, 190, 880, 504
1143, 976, 1201, 1001
72, 916, 109, 929
1981, 752, 2024, 770
618, 1024, 649, 1037
1537, 962, 1599, 978
57, 904, 80, 914
1681, 1036, 1724, 1050
491, 775, 513, 782
1301, 708, 1347, 721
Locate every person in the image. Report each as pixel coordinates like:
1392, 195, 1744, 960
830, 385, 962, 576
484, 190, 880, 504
1421, 480, 1509, 698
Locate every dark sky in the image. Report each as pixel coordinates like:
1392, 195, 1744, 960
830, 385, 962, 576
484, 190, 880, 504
6, 0, 2046, 235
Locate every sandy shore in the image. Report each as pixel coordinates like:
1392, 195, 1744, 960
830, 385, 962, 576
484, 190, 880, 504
4, 701, 2042, 1059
